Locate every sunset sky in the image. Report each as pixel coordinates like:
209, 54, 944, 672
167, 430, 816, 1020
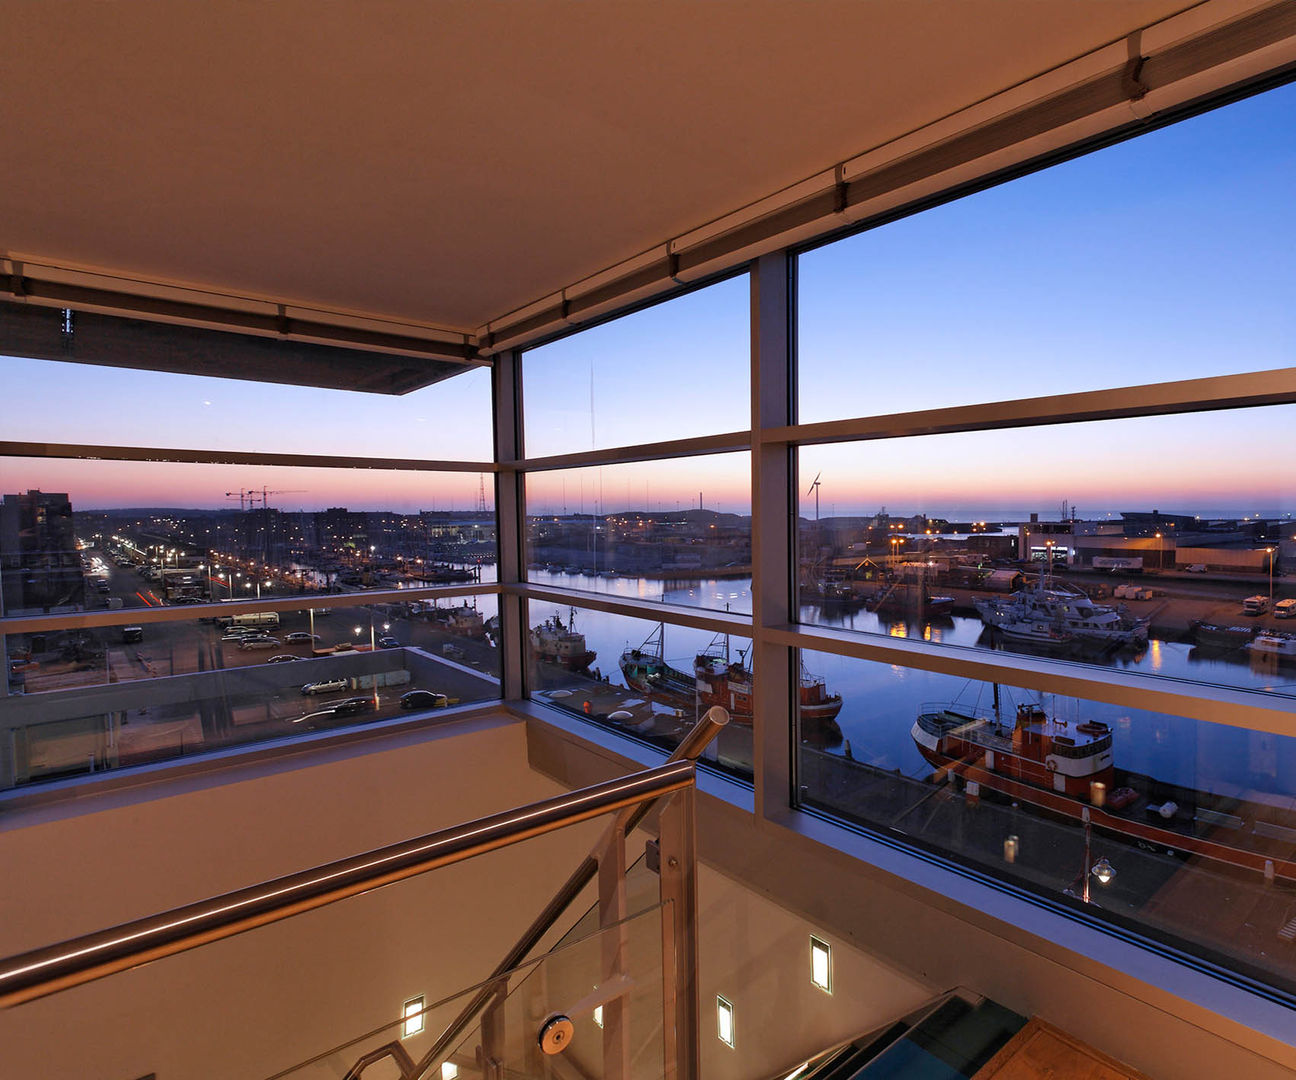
3, 81, 1292, 518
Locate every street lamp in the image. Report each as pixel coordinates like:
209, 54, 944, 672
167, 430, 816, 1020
1267, 547, 1275, 606
1154, 532, 1162, 572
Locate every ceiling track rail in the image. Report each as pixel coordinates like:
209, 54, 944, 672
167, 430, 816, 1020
480, 1, 1296, 355
2, 269, 482, 366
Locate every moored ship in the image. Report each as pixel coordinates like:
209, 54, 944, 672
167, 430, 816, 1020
911, 687, 1296, 883
619, 625, 843, 730
974, 573, 1148, 650
531, 609, 597, 672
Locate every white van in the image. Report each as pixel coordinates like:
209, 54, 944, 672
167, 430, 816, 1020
1275, 599, 1296, 620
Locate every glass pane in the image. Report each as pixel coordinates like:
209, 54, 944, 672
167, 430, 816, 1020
525, 454, 751, 614
797, 650, 1296, 995
1, 354, 493, 460
2, 597, 498, 789
0, 458, 495, 613
522, 275, 749, 458
272, 904, 665, 1080
798, 82, 1296, 423
527, 602, 762, 782
796, 407, 1295, 701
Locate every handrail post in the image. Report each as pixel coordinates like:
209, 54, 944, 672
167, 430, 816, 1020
657, 785, 699, 1080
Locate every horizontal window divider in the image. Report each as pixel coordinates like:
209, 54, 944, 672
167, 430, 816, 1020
509, 583, 752, 636
0, 440, 496, 474
501, 429, 750, 472
768, 623, 1296, 740
0, 584, 499, 637
764, 367, 1296, 446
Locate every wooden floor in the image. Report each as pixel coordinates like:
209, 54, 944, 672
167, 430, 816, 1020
974, 1018, 1153, 1080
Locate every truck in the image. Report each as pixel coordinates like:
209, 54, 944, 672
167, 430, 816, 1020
1242, 596, 1269, 616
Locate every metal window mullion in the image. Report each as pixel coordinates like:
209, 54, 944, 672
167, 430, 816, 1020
494, 350, 526, 702
763, 366, 1296, 447
0, 440, 496, 473
0, 583, 501, 637
766, 624, 1296, 739
506, 585, 752, 638
502, 430, 751, 473
751, 252, 794, 821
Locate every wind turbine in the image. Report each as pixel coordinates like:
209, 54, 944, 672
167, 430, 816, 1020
807, 472, 822, 524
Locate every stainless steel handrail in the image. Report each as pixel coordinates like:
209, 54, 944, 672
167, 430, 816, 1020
412, 705, 728, 1079
0, 756, 699, 1009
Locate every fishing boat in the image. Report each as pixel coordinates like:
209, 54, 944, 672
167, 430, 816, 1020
619, 625, 843, 729
619, 624, 696, 699
530, 609, 597, 672
913, 688, 1113, 797
693, 636, 844, 729
912, 687, 1296, 883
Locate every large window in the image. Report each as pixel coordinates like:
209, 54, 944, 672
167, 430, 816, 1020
521, 276, 750, 458
797, 82, 1296, 423
788, 78, 1296, 999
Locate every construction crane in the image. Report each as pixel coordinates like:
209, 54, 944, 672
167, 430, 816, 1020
225, 489, 255, 511
245, 487, 307, 511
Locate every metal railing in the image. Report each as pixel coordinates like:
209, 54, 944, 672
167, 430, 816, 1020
0, 706, 728, 1080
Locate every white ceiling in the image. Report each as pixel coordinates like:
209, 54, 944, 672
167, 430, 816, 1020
2, 0, 1197, 334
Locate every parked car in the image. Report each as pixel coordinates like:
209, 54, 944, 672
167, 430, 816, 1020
377, 636, 401, 648
400, 690, 449, 710
239, 636, 281, 650
266, 654, 303, 664
285, 631, 320, 643
301, 678, 348, 696
220, 634, 250, 644
121, 626, 144, 643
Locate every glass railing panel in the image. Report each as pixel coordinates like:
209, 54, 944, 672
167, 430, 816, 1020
796, 407, 1294, 703
448, 904, 667, 1080
2, 598, 499, 789
796, 648, 1296, 996
525, 453, 752, 614
270, 905, 666, 1080
522, 274, 749, 458
797, 80, 1296, 423
0, 460, 495, 612
3, 354, 494, 460
527, 600, 755, 781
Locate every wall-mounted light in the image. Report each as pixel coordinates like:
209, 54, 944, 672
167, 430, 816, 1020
402, 996, 425, 1039
716, 995, 735, 1047
593, 1005, 604, 1029
810, 936, 832, 993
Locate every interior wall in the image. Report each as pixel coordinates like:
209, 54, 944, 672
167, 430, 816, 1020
525, 709, 1296, 1080
0, 715, 604, 1079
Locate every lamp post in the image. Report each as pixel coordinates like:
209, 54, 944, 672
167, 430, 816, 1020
1267, 547, 1275, 606
1154, 532, 1162, 572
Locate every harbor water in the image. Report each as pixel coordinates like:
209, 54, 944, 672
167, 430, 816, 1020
521, 569, 1296, 800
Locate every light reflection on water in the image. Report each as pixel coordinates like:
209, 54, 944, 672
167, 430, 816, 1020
524, 570, 1296, 795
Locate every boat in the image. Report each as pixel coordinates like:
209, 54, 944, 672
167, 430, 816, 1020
619, 624, 695, 699
912, 689, 1113, 798
973, 571, 1148, 649
619, 625, 843, 729
693, 636, 844, 729
868, 581, 955, 617
1191, 620, 1259, 648
911, 687, 1296, 883
531, 609, 597, 672
1246, 632, 1296, 660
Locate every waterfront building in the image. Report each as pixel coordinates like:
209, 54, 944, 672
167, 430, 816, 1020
2, 4, 1296, 1078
